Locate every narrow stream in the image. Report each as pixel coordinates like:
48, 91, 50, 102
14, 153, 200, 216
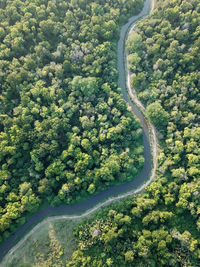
0, 0, 155, 264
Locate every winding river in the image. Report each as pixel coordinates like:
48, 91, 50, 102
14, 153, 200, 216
0, 0, 156, 264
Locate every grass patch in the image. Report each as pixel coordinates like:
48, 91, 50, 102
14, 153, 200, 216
4, 218, 83, 267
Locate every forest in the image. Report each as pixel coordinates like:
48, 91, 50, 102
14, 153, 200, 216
0, 0, 145, 244
67, 0, 200, 266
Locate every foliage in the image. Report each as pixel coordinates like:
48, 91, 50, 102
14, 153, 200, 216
68, 0, 200, 266
0, 0, 145, 242
145, 102, 168, 130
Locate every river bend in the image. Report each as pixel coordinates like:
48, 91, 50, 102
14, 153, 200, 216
0, 0, 155, 263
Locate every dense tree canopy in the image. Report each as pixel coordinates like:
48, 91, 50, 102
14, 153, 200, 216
0, 0, 145, 242
145, 101, 169, 130
68, 0, 200, 266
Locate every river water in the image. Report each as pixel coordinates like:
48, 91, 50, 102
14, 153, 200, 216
0, 0, 153, 263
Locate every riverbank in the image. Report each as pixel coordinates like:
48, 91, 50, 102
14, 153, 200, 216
0, 0, 156, 265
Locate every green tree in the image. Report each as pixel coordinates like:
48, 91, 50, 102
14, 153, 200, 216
146, 102, 169, 130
